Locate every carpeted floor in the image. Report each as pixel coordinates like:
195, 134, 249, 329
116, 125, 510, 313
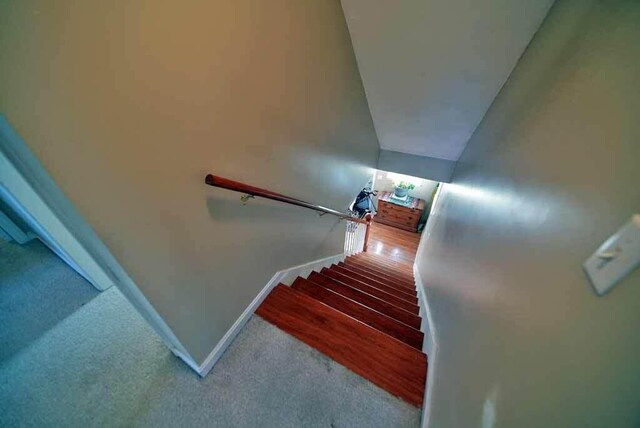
0, 239, 99, 361
0, 239, 420, 427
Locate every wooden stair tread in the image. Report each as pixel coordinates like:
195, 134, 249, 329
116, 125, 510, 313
349, 252, 414, 270
337, 262, 416, 293
342, 259, 416, 288
340, 260, 415, 287
322, 267, 420, 315
329, 265, 418, 303
347, 257, 415, 283
359, 262, 413, 277
292, 277, 424, 350
352, 253, 414, 273
334, 262, 416, 294
308, 271, 422, 329
349, 252, 415, 272
256, 284, 426, 406
354, 253, 414, 274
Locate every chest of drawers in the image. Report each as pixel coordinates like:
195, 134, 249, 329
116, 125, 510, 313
375, 192, 425, 232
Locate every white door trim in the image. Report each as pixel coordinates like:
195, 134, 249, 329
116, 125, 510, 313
0, 205, 34, 244
0, 115, 199, 370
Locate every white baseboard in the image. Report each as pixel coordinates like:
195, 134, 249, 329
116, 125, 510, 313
195, 252, 346, 377
414, 263, 438, 428
414, 266, 433, 356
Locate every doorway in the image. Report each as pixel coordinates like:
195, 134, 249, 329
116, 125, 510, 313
0, 116, 196, 370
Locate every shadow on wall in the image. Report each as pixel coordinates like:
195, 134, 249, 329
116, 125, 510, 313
205, 193, 344, 229
204, 193, 344, 259
206, 193, 317, 224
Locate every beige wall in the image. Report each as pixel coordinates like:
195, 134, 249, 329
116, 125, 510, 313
377, 149, 456, 183
417, 0, 640, 426
0, 0, 379, 363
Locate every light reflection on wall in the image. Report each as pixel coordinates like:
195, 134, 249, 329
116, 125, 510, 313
481, 384, 499, 428
386, 172, 422, 187
446, 183, 510, 208
444, 182, 563, 232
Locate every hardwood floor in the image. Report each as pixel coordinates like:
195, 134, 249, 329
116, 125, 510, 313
256, 284, 427, 406
291, 277, 425, 350
368, 222, 421, 267
306, 271, 422, 329
256, 221, 427, 406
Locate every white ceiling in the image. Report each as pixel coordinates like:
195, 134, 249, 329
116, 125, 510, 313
341, 0, 554, 161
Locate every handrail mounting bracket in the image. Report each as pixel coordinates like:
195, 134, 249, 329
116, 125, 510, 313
240, 194, 255, 205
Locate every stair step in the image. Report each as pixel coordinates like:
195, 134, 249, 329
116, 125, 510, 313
337, 262, 416, 293
308, 272, 422, 329
354, 253, 414, 272
292, 277, 424, 350
322, 268, 420, 315
355, 253, 414, 273
343, 257, 415, 286
355, 250, 414, 266
329, 265, 418, 304
256, 284, 426, 406
347, 256, 415, 283
343, 261, 416, 292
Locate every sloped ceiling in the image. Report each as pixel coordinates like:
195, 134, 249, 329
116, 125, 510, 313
342, 0, 555, 161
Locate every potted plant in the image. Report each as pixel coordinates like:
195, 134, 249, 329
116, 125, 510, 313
394, 181, 415, 198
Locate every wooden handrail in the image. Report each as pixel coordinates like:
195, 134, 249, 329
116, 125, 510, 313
204, 174, 371, 250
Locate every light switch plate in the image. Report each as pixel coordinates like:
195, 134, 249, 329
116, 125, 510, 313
584, 214, 640, 296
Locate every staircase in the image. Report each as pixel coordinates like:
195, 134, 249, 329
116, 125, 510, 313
256, 251, 427, 407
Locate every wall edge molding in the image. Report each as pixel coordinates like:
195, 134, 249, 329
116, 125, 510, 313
196, 251, 347, 377
415, 262, 439, 428
0, 114, 197, 368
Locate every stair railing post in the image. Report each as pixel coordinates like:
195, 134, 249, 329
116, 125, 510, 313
363, 214, 372, 252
